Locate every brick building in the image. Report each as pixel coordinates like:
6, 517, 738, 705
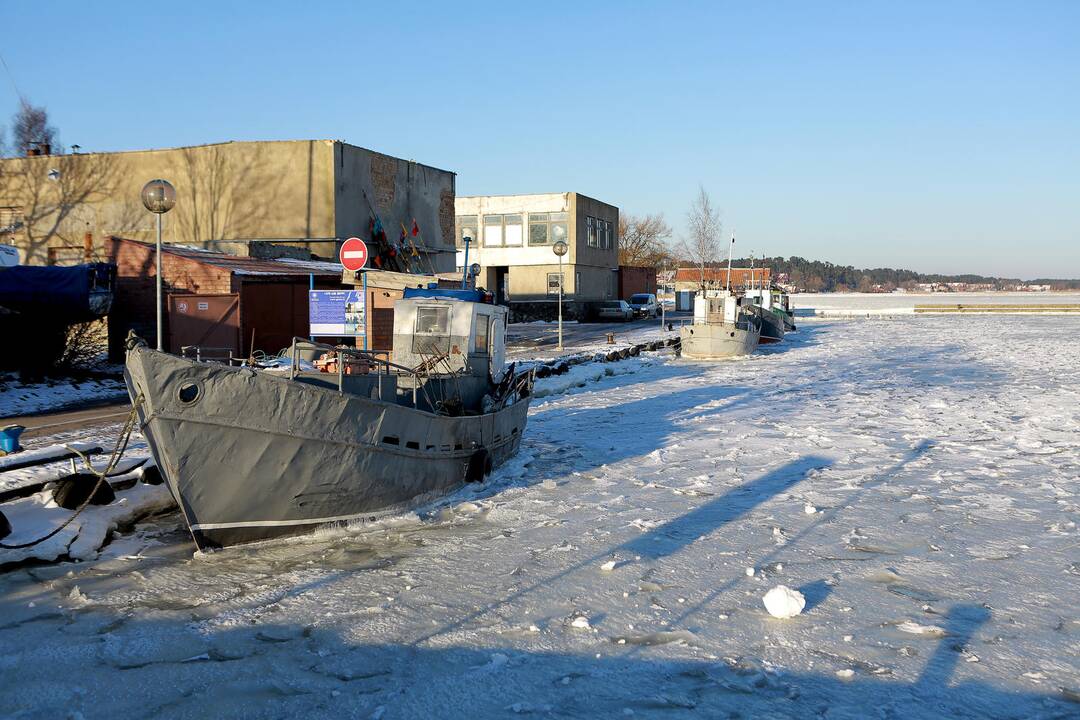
105, 236, 349, 360
673, 267, 771, 292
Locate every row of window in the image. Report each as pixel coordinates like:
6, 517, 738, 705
586, 216, 614, 250
457, 212, 614, 250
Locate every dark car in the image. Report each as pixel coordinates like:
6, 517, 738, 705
627, 293, 660, 318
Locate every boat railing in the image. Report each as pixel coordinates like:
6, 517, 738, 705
287, 337, 426, 404
180, 345, 241, 365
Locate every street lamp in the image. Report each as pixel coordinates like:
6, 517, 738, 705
552, 240, 568, 351
141, 179, 176, 351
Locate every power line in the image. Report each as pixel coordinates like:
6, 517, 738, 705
0, 51, 25, 105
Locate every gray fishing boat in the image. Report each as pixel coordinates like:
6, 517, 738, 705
679, 289, 762, 359
124, 286, 533, 549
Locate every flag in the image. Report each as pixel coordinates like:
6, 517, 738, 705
411, 220, 420, 237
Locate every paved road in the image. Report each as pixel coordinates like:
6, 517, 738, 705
5, 400, 133, 440
506, 312, 688, 353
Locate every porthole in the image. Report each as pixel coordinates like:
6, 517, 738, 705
177, 382, 201, 404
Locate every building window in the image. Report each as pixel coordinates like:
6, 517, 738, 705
413, 305, 451, 355
474, 313, 490, 354
456, 215, 478, 249
547, 272, 564, 296
528, 212, 568, 246
604, 220, 614, 250
529, 214, 549, 245
587, 216, 598, 248
483, 214, 503, 246
503, 214, 523, 247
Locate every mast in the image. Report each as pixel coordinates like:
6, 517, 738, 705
725, 234, 735, 292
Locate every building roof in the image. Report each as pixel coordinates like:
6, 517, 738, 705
114, 237, 344, 277
674, 267, 772, 284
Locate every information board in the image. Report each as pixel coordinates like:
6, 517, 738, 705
309, 290, 365, 337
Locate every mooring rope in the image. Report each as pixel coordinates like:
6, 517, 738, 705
0, 395, 144, 550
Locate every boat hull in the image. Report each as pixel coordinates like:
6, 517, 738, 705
753, 307, 785, 344
124, 345, 530, 549
679, 323, 760, 359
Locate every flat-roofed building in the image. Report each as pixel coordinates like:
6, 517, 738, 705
0, 140, 457, 272
454, 192, 618, 319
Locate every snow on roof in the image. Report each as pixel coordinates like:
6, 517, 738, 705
117, 238, 344, 277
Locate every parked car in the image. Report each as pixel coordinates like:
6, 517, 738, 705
627, 293, 660, 318
595, 300, 634, 322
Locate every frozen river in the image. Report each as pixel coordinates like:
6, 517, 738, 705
792, 291, 1080, 316
2, 315, 1079, 719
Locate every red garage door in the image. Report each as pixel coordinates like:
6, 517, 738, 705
168, 294, 240, 359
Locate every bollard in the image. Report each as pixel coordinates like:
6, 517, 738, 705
606, 332, 615, 344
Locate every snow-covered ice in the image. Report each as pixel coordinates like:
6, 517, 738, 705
1, 314, 1079, 718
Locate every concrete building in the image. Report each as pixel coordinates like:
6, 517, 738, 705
454, 193, 618, 319
0, 140, 457, 272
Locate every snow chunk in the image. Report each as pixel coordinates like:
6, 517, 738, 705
762, 585, 806, 619
896, 621, 946, 637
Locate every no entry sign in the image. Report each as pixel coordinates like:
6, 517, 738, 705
339, 237, 369, 271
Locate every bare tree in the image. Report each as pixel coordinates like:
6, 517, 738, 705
618, 212, 673, 268
12, 102, 59, 154
175, 143, 281, 246
679, 186, 722, 290
0, 152, 121, 263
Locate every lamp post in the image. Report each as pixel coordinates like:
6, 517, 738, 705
552, 240, 568, 351
141, 179, 176, 351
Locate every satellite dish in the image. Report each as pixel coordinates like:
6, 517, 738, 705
47, 168, 61, 181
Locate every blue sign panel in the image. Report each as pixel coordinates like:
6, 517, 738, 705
309, 290, 365, 337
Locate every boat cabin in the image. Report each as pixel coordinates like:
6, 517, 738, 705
693, 289, 750, 326
391, 286, 508, 381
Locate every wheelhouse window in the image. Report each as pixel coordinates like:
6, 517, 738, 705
474, 313, 490, 354
456, 215, 478, 248
413, 306, 451, 355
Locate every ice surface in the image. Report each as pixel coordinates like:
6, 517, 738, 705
1, 315, 1079, 718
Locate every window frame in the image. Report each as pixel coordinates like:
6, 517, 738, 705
456, 215, 478, 249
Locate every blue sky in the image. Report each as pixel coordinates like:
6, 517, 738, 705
2, 1, 1076, 278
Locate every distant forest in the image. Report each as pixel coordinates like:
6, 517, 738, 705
708, 256, 1080, 292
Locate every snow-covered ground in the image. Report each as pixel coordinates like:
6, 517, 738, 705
2, 315, 1079, 719
0, 372, 126, 418
793, 291, 1080, 317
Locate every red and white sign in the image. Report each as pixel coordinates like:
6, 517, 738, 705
339, 237, 369, 271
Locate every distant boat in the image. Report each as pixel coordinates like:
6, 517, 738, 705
679, 289, 761, 359
124, 285, 534, 549
745, 287, 789, 343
